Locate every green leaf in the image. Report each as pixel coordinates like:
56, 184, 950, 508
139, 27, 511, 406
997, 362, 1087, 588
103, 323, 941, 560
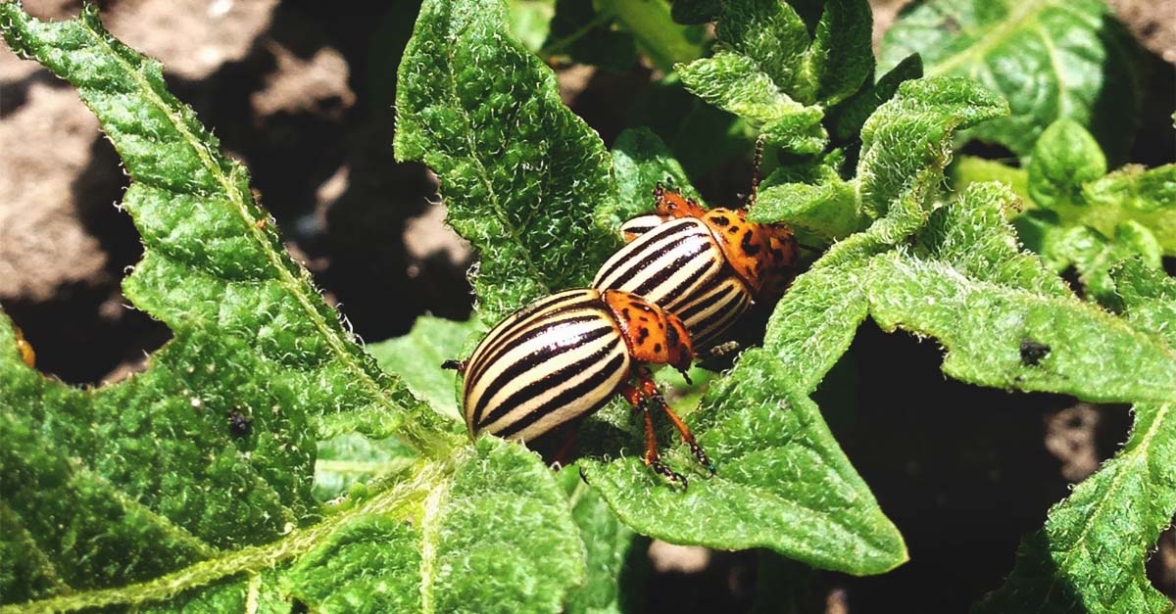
750, 178, 863, 243
1027, 118, 1107, 210
799, 0, 874, 106
857, 76, 1008, 219
676, 0, 880, 147
395, 0, 620, 321
601, 127, 703, 235
284, 514, 424, 612
0, 3, 447, 604
626, 75, 750, 179
914, 182, 1070, 296
880, 0, 1143, 162
7, 439, 584, 612
1073, 165, 1176, 255
313, 434, 416, 503
865, 183, 1176, 404
427, 439, 585, 614
762, 184, 929, 395
677, 51, 827, 153
581, 349, 908, 576
956, 121, 1176, 282
1103, 258, 1176, 349
753, 76, 1009, 397
368, 315, 486, 424
714, 0, 814, 102
2, 2, 438, 441
951, 156, 1031, 206
958, 125, 1176, 292
290, 439, 586, 614
561, 470, 646, 614
868, 252, 1176, 402
508, 0, 555, 55
1034, 222, 1163, 300
974, 402, 1176, 614
751, 74, 1003, 242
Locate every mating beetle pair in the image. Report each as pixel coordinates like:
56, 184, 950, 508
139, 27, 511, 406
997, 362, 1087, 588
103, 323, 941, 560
445, 157, 798, 485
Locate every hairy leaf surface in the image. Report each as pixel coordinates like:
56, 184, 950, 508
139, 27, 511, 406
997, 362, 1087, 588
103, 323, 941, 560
561, 470, 645, 614
678, 51, 827, 154
866, 184, 1176, 403
581, 350, 907, 575
395, 0, 620, 320
602, 127, 702, 235
975, 403, 1176, 614
856, 77, 1007, 219
0, 5, 443, 605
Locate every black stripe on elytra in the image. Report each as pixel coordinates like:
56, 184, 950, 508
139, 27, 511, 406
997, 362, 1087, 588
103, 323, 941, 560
631, 239, 713, 299
676, 283, 745, 332
686, 287, 748, 345
474, 291, 598, 359
655, 253, 725, 313
493, 350, 628, 439
621, 217, 661, 235
470, 318, 613, 425
676, 280, 740, 321
479, 336, 624, 432
595, 220, 697, 288
467, 312, 602, 393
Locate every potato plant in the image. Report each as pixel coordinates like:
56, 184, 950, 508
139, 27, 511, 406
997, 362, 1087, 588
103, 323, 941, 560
0, 0, 1173, 612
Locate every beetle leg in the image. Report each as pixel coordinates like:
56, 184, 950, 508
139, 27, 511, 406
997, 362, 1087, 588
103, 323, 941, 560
642, 406, 687, 487
440, 359, 466, 373
657, 396, 714, 475
620, 379, 687, 487
633, 368, 715, 475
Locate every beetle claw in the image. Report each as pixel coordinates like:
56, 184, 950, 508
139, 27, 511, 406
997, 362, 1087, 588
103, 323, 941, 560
648, 458, 688, 489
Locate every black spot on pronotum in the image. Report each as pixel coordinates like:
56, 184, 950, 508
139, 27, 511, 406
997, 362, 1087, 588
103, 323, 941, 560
740, 229, 762, 256
710, 215, 730, 227
227, 410, 251, 437
636, 327, 650, 345
666, 323, 681, 348
653, 343, 663, 353
1019, 338, 1050, 366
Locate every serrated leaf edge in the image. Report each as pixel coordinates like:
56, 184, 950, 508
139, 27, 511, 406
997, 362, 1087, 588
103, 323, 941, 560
0, 5, 433, 447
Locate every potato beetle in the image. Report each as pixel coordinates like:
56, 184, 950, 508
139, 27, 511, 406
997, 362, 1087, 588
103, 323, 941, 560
593, 183, 799, 347
443, 288, 712, 485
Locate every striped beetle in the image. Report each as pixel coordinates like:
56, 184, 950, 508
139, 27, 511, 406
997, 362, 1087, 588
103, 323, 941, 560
593, 184, 799, 348
443, 288, 712, 485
